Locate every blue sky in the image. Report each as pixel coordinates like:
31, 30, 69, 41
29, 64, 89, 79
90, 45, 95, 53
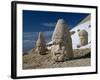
23, 10, 89, 32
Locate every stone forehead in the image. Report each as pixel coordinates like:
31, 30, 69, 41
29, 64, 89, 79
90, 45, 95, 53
79, 30, 88, 36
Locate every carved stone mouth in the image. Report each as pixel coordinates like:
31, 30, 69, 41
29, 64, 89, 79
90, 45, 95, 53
55, 52, 61, 55
55, 55, 65, 62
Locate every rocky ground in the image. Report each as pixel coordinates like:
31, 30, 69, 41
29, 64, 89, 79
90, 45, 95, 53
23, 48, 91, 69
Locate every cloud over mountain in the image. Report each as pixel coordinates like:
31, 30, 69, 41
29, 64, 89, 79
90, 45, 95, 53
40, 22, 56, 27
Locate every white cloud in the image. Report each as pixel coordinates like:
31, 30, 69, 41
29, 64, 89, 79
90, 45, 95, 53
40, 22, 56, 27
23, 40, 31, 42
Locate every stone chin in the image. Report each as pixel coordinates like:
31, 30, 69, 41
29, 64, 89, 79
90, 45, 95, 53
52, 53, 65, 62
80, 38, 88, 46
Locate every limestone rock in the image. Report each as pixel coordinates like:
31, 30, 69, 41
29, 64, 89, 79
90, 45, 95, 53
51, 19, 74, 62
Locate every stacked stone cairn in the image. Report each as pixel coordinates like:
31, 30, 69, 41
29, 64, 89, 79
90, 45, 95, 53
78, 30, 88, 46
51, 19, 74, 62
35, 32, 47, 55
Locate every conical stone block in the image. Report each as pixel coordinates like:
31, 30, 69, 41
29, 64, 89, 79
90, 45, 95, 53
35, 32, 47, 55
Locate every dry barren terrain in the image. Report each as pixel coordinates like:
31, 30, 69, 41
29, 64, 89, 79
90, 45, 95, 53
23, 48, 91, 69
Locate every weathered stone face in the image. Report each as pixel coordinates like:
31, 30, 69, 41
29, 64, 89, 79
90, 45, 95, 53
80, 37, 88, 45
51, 42, 66, 62
79, 30, 88, 46
35, 32, 47, 55
51, 19, 73, 62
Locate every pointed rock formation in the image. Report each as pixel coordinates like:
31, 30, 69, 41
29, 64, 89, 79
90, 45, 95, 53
35, 32, 47, 55
78, 30, 88, 46
51, 19, 73, 62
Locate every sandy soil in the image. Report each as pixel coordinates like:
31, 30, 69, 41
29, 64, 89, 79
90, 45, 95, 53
23, 48, 91, 69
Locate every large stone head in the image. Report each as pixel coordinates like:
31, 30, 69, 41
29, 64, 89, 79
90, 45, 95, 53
51, 19, 73, 62
35, 32, 46, 55
78, 30, 88, 46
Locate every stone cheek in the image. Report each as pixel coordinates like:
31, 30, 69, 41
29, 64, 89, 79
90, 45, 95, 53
36, 46, 46, 55
80, 35, 88, 46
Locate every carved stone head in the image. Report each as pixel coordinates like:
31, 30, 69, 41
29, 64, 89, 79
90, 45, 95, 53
79, 30, 88, 46
51, 19, 73, 62
35, 32, 47, 55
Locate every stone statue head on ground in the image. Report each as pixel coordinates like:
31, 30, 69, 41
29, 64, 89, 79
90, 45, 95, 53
35, 32, 47, 55
51, 19, 74, 62
78, 30, 88, 46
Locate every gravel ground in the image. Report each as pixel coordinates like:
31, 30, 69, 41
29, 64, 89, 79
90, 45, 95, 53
23, 48, 91, 69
